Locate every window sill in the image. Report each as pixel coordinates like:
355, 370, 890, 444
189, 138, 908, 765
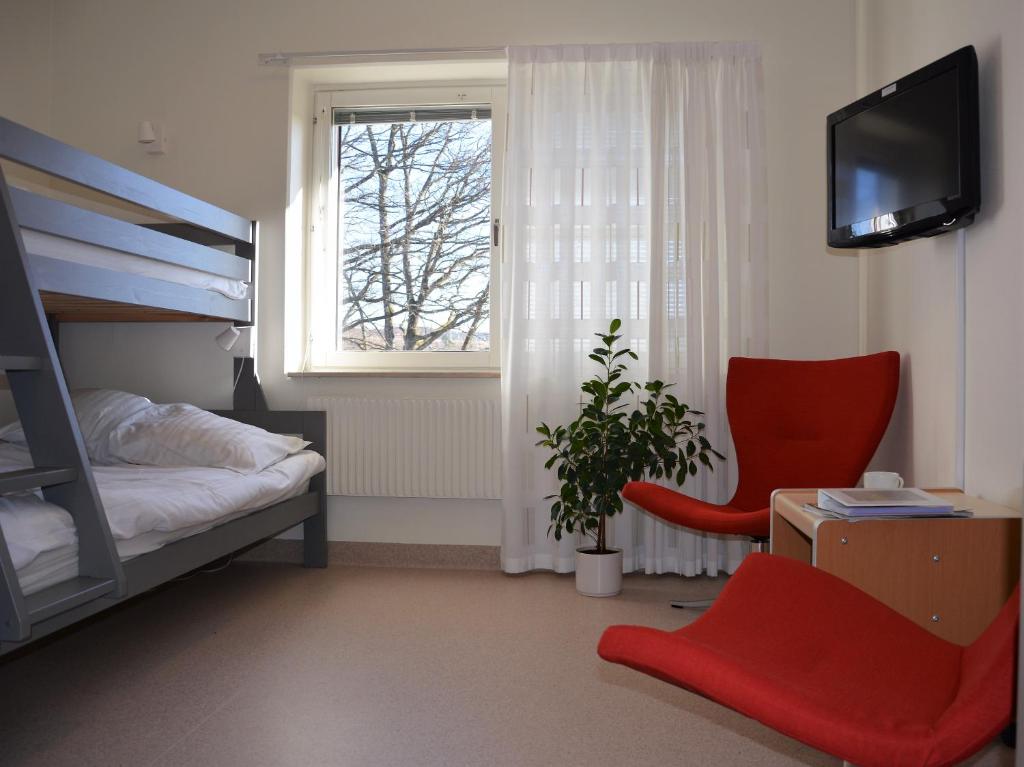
287, 369, 500, 379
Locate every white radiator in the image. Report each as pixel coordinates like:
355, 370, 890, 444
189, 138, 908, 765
308, 397, 501, 499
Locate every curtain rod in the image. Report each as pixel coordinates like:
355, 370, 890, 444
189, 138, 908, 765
258, 46, 508, 66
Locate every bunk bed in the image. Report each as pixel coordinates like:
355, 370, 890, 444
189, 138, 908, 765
0, 116, 328, 657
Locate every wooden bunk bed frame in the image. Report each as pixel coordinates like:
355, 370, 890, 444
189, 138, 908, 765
0, 116, 327, 657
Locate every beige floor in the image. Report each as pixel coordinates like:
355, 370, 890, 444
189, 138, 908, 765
0, 563, 1014, 767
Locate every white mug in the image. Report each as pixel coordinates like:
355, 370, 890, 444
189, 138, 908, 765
862, 471, 904, 489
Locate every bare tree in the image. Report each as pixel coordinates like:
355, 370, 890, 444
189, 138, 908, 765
337, 119, 492, 351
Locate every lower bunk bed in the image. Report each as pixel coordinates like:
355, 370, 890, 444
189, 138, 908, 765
0, 405, 328, 657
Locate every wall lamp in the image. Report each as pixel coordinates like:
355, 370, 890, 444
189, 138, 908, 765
137, 121, 167, 154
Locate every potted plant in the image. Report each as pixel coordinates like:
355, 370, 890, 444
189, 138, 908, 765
535, 319, 724, 597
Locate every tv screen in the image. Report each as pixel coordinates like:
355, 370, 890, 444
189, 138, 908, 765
827, 46, 979, 248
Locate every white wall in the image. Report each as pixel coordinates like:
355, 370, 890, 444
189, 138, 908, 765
0, 0, 54, 425
0, 0, 863, 544
0, 1, 51, 130
861, 0, 1023, 509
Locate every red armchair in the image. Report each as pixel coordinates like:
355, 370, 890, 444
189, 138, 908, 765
623, 352, 900, 578
598, 553, 1018, 767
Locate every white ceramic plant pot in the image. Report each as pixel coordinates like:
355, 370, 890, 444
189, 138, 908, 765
575, 547, 623, 597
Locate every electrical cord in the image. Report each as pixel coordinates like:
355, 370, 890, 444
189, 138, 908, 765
171, 554, 235, 582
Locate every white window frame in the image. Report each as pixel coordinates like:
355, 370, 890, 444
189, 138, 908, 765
308, 83, 505, 373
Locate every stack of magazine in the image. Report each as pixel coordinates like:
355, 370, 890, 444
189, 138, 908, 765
805, 488, 971, 519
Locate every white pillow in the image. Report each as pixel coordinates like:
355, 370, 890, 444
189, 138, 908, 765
0, 421, 24, 445
108, 403, 310, 474
0, 389, 153, 464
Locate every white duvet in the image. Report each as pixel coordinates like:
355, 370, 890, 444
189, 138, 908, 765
0, 442, 325, 588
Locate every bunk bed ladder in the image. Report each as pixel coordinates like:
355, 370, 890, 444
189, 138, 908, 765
0, 166, 124, 642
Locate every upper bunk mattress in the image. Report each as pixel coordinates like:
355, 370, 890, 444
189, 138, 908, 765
0, 443, 325, 595
20, 229, 250, 300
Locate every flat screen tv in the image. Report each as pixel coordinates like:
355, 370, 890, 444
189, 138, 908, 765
827, 46, 980, 249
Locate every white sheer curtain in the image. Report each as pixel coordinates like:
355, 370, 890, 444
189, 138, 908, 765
500, 43, 767, 575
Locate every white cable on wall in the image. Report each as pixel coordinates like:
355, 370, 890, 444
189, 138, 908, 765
854, 0, 870, 356
955, 227, 966, 489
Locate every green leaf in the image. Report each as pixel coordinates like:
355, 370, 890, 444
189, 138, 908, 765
609, 318, 622, 333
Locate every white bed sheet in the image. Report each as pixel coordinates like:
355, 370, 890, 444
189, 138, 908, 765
17, 546, 78, 596
0, 443, 325, 595
21, 229, 251, 301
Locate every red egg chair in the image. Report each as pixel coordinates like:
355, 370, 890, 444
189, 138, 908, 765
599, 553, 1018, 767
623, 352, 900, 606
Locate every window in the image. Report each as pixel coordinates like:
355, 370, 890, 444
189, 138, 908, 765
308, 85, 504, 372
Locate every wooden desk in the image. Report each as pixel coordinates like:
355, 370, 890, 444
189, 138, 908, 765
770, 489, 1021, 644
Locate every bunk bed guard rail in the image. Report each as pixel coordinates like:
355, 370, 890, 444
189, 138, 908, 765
0, 116, 256, 324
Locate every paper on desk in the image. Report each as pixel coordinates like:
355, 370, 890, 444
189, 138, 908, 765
802, 503, 973, 520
